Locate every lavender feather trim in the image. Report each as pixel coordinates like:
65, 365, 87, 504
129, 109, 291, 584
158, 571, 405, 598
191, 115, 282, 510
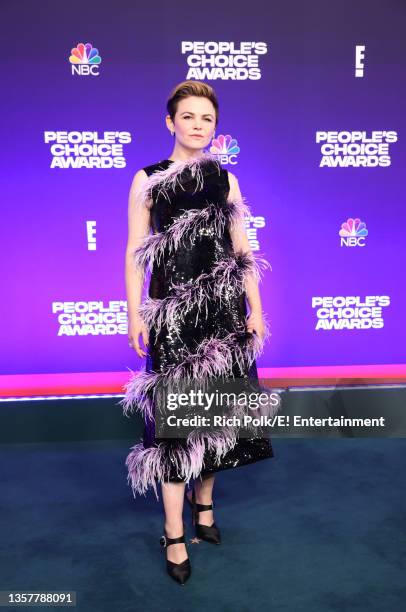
139, 152, 221, 207
126, 427, 240, 500
138, 250, 271, 335
120, 321, 271, 420
132, 203, 224, 270
125, 382, 279, 500
119, 369, 160, 421
132, 197, 253, 271
227, 195, 252, 229
149, 250, 270, 333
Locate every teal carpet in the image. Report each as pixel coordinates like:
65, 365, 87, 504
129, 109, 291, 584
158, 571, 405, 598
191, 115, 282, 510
1, 438, 405, 611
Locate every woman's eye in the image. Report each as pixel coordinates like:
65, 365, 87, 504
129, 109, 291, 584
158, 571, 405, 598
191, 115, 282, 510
182, 116, 212, 121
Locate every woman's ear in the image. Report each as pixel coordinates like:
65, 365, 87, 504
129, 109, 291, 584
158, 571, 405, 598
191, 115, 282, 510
165, 114, 174, 134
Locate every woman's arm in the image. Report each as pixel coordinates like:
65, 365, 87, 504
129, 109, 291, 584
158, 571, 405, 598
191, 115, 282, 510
125, 169, 151, 357
227, 171, 267, 340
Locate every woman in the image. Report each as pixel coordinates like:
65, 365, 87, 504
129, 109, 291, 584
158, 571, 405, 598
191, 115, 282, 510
121, 80, 275, 585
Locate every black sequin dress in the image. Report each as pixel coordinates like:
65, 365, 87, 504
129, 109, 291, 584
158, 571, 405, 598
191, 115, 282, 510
121, 153, 274, 500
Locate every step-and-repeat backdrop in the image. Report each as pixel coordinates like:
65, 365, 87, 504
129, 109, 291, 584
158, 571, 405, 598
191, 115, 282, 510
1, 0, 405, 396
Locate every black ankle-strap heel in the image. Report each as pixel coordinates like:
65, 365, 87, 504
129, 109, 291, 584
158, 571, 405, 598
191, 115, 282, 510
159, 523, 191, 585
185, 487, 221, 545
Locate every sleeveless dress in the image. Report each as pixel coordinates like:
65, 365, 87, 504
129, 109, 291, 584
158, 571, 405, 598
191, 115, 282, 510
121, 153, 275, 500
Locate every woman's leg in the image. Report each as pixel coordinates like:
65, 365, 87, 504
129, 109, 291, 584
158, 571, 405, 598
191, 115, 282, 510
187, 474, 215, 527
161, 481, 188, 563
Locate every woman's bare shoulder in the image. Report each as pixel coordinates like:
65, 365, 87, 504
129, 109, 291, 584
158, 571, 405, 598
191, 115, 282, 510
226, 169, 239, 186
130, 168, 149, 190
225, 168, 242, 202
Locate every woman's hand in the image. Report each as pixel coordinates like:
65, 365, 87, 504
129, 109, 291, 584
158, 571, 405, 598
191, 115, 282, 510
128, 315, 149, 358
246, 310, 266, 342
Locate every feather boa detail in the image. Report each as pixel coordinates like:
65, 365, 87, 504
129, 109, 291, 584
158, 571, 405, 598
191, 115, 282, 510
125, 387, 278, 500
123, 153, 275, 500
138, 250, 271, 335
119, 321, 271, 421
132, 197, 252, 271
125, 428, 238, 500
139, 152, 221, 207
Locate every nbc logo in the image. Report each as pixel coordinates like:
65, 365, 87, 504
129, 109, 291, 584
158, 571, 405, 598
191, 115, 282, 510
339, 217, 368, 247
209, 134, 240, 165
69, 43, 102, 76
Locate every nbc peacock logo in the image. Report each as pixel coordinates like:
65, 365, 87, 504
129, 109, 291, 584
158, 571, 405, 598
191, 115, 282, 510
209, 134, 240, 165
69, 43, 102, 76
339, 217, 368, 247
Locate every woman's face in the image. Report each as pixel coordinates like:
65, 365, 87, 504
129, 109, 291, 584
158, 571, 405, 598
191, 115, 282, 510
168, 96, 216, 150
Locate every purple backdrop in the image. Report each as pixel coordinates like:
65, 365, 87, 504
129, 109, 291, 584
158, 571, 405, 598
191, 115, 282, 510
1, 0, 405, 392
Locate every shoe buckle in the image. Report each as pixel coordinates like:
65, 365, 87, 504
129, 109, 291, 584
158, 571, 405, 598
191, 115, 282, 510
159, 535, 167, 548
